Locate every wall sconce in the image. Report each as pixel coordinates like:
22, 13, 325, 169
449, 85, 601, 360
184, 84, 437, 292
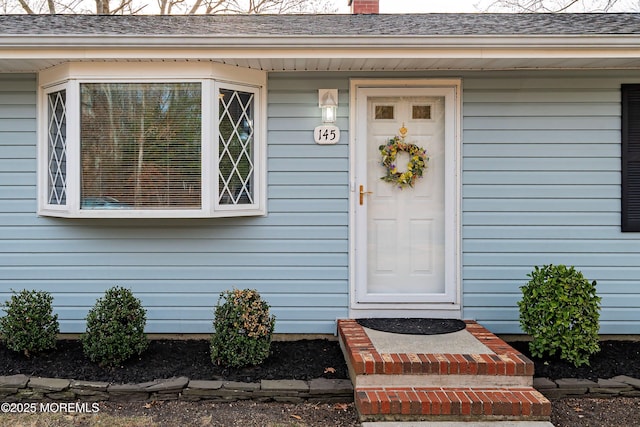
319, 89, 338, 124
315, 89, 340, 145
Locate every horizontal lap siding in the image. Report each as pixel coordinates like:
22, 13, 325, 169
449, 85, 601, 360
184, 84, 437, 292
266, 74, 350, 333
0, 73, 349, 334
6, 69, 640, 336
462, 71, 640, 334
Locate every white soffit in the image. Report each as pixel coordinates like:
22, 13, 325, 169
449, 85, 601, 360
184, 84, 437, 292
2, 36, 640, 72
4, 57, 640, 73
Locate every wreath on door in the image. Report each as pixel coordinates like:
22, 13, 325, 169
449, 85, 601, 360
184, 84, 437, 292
379, 126, 428, 189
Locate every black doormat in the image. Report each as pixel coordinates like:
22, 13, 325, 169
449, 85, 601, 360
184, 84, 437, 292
356, 318, 466, 335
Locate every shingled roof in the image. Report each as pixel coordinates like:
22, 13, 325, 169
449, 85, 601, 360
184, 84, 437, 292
2, 13, 640, 73
1, 13, 640, 36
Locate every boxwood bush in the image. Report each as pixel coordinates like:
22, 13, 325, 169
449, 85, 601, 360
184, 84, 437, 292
519, 264, 601, 367
210, 288, 275, 368
81, 286, 148, 367
0, 289, 59, 357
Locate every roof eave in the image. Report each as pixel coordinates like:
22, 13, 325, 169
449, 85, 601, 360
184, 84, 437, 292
2, 34, 640, 49
3, 34, 640, 73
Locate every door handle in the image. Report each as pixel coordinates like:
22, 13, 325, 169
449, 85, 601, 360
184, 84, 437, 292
359, 185, 373, 205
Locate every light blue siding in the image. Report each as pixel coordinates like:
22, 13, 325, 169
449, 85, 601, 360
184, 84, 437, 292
462, 71, 640, 334
4, 69, 640, 336
0, 73, 349, 334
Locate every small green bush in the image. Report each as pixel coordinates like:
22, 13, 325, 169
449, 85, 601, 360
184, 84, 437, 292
81, 286, 148, 367
0, 289, 59, 357
519, 264, 601, 367
210, 288, 275, 368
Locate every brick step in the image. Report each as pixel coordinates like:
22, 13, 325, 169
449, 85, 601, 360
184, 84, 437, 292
338, 319, 533, 380
338, 319, 548, 422
355, 386, 551, 422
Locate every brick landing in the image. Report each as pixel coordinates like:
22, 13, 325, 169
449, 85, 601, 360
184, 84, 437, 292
338, 319, 551, 422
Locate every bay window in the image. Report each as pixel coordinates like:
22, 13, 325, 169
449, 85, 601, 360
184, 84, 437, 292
38, 63, 265, 218
218, 85, 256, 208
47, 88, 67, 207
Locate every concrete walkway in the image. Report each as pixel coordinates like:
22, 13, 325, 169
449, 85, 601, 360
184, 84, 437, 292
363, 422, 554, 427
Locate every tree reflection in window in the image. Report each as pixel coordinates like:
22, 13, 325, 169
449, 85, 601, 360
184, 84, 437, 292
80, 83, 202, 209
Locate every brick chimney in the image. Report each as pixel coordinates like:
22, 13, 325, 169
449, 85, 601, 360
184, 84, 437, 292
349, 0, 379, 14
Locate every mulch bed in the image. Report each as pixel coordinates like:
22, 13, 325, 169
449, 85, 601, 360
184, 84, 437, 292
1, 337, 639, 384
0, 339, 348, 384
2, 337, 640, 427
510, 340, 640, 381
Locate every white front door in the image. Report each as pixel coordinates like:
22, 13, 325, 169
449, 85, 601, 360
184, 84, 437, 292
351, 82, 460, 315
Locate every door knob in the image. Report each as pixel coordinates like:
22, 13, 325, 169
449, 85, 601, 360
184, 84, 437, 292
359, 185, 373, 205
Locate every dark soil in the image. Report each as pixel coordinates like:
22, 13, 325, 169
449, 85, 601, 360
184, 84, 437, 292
3, 337, 638, 384
98, 400, 361, 427
5, 339, 640, 383
510, 340, 640, 381
2, 338, 640, 426
0, 339, 349, 383
551, 397, 640, 427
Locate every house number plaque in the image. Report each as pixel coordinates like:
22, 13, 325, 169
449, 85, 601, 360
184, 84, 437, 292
314, 125, 340, 145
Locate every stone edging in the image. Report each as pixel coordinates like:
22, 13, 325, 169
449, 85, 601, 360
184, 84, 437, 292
4, 373, 640, 403
534, 375, 640, 399
0, 375, 353, 403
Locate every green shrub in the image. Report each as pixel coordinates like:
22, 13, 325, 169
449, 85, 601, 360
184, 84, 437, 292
210, 288, 275, 368
81, 286, 148, 367
519, 264, 601, 367
0, 289, 59, 357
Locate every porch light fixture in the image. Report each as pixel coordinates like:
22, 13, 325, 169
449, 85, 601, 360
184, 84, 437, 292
319, 89, 338, 123
314, 89, 340, 145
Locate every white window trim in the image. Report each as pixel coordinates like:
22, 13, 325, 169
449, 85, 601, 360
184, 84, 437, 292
40, 83, 70, 214
37, 62, 267, 218
214, 81, 263, 216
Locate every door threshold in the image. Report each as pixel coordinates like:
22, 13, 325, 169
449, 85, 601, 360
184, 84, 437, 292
348, 306, 461, 319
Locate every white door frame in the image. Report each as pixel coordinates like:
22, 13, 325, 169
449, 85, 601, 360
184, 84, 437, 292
348, 79, 462, 318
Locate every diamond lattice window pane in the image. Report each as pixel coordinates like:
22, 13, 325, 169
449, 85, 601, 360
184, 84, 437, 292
47, 90, 67, 205
219, 88, 255, 205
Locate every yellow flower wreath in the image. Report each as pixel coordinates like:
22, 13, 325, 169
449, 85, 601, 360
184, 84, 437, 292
379, 136, 428, 189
